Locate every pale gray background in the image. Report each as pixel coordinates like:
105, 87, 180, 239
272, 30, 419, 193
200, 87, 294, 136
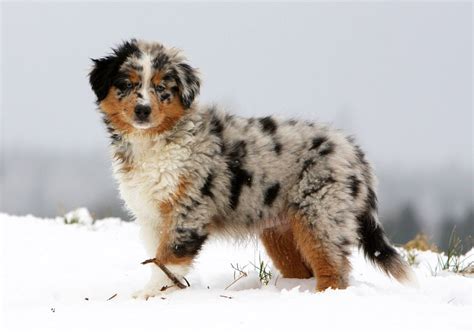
1, 2, 472, 246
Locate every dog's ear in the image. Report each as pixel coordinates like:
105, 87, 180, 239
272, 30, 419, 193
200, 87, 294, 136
174, 62, 201, 109
89, 40, 139, 102
89, 57, 116, 102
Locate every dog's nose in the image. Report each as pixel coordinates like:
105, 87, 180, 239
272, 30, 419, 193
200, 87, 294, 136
135, 105, 151, 121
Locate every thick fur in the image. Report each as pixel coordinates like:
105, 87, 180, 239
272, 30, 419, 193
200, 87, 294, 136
89, 39, 413, 298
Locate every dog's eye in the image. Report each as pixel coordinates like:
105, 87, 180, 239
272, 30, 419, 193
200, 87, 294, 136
115, 80, 133, 91
155, 85, 165, 93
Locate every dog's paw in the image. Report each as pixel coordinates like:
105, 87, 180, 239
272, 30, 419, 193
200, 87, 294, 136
132, 285, 177, 300
132, 286, 163, 300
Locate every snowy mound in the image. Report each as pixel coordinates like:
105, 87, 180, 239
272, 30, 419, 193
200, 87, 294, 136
0, 212, 472, 333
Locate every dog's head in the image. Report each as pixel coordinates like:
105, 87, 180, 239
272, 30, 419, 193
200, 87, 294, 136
89, 39, 200, 134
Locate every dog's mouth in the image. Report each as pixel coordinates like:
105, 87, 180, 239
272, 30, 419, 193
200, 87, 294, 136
132, 120, 153, 130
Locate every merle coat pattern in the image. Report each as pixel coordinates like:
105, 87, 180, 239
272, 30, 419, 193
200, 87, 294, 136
89, 39, 413, 299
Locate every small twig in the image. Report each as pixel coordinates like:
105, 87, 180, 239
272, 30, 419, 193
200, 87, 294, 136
106, 293, 117, 301
220, 295, 233, 299
141, 258, 188, 289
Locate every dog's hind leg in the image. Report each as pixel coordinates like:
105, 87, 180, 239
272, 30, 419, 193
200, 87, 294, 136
260, 226, 313, 278
289, 212, 352, 291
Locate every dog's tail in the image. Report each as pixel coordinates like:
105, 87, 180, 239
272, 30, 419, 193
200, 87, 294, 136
357, 209, 417, 286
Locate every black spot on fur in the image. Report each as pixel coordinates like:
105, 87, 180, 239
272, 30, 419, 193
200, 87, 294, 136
89, 40, 140, 102
110, 133, 122, 143
367, 188, 378, 210
341, 249, 352, 257
243, 118, 255, 132
259, 116, 277, 134
348, 175, 361, 198
263, 183, 280, 206
223, 113, 233, 123
274, 142, 282, 155
190, 198, 201, 207
227, 141, 253, 209
299, 159, 315, 179
310, 136, 327, 150
102, 117, 111, 126
340, 238, 352, 247
129, 63, 143, 72
228, 140, 247, 161
228, 168, 253, 210
346, 135, 355, 144
161, 74, 173, 82
319, 141, 335, 156
210, 113, 223, 136
102, 116, 122, 144
200, 172, 215, 198
258, 210, 263, 219
172, 229, 208, 258
245, 214, 254, 225
152, 53, 170, 70
354, 146, 367, 164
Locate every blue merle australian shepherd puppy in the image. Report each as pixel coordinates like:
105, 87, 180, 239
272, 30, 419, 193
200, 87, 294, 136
89, 39, 414, 299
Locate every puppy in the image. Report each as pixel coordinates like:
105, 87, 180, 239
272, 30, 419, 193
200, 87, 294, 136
89, 39, 413, 298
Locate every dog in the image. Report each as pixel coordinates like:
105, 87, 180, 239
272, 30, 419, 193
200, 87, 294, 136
89, 39, 413, 299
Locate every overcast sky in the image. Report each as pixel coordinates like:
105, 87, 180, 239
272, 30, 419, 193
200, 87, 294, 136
1, 2, 472, 171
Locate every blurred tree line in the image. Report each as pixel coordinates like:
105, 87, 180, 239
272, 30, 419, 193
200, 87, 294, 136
384, 204, 473, 254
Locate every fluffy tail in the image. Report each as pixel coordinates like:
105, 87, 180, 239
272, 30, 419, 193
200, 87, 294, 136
357, 209, 416, 285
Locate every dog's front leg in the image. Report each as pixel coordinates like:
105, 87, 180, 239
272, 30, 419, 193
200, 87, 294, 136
133, 221, 190, 299
133, 213, 210, 299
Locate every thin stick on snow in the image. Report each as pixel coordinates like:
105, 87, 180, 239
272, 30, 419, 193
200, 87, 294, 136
106, 293, 117, 301
141, 258, 188, 289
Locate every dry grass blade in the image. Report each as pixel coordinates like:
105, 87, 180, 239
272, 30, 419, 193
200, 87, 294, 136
225, 263, 248, 290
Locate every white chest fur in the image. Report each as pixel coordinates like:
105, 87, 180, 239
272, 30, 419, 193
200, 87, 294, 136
112, 134, 192, 224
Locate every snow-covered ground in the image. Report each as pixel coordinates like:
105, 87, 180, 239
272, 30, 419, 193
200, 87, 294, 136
1, 210, 472, 333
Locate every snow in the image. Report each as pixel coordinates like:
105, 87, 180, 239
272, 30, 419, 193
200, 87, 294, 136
0, 211, 472, 333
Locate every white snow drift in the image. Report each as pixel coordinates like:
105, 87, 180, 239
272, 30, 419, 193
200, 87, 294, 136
0, 210, 472, 333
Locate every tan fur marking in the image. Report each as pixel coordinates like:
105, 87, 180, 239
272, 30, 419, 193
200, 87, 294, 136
149, 96, 185, 135
148, 70, 186, 135
261, 226, 313, 279
156, 177, 193, 266
290, 212, 346, 291
129, 70, 140, 84
151, 72, 163, 86
100, 87, 136, 134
